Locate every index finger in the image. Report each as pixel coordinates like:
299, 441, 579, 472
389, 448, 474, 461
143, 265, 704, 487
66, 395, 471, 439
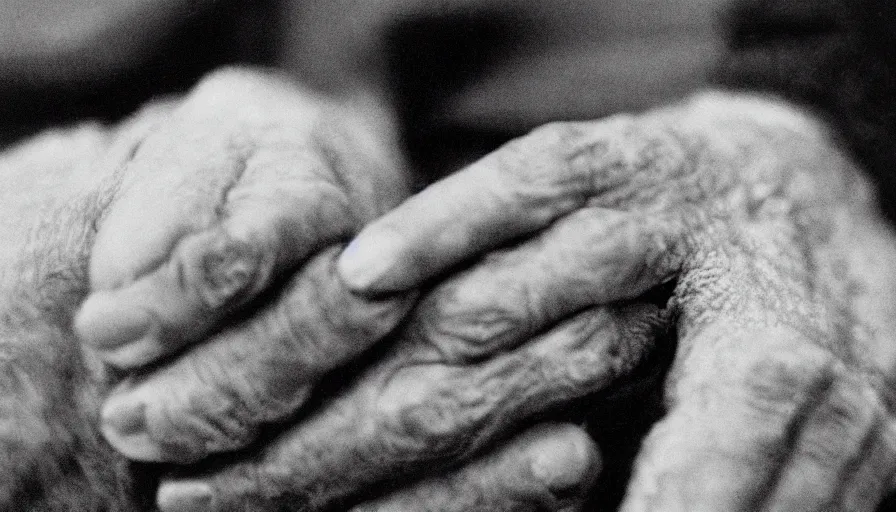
337, 116, 684, 293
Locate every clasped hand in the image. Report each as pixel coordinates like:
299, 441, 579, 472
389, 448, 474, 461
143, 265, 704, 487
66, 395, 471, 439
75, 68, 896, 511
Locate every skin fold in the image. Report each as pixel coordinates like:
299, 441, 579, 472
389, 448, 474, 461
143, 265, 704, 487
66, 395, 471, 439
3, 67, 896, 511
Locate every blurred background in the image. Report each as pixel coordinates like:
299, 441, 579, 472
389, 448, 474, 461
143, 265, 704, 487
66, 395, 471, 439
0, 0, 731, 173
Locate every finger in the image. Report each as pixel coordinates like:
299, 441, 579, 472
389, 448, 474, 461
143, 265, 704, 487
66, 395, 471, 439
836, 413, 896, 511
338, 116, 685, 292
620, 324, 896, 512
621, 326, 831, 512
155, 304, 664, 512
351, 423, 600, 512
75, 70, 366, 369
763, 375, 896, 512
98, 246, 413, 463
406, 206, 680, 362
76, 161, 355, 369
88, 69, 327, 291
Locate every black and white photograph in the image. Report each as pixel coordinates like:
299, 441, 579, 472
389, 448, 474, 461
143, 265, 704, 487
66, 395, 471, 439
2, 1, 896, 510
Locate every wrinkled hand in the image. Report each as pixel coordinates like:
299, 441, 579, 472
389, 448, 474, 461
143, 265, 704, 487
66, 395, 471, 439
74, 67, 416, 461
72, 67, 611, 512
153, 295, 655, 511
0, 113, 168, 511
314, 92, 896, 511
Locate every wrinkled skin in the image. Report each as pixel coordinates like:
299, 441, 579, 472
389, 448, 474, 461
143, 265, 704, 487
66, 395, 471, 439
0, 105, 169, 510
74, 68, 603, 511
1, 68, 600, 511
4, 66, 896, 511
333, 93, 896, 511
73, 69, 896, 511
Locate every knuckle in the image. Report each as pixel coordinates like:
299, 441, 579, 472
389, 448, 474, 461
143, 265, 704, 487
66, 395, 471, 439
543, 308, 656, 396
149, 386, 255, 458
191, 334, 307, 426
796, 385, 875, 466
852, 378, 896, 454
859, 370, 896, 419
600, 305, 663, 372
527, 121, 586, 150
189, 67, 320, 124
551, 346, 609, 398
414, 277, 531, 361
516, 115, 690, 208
623, 121, 687, 176
191, 66, 278, 104
521, 121, 595, 187
375, 368, 471, 460
272, 281, 329, 365
273, 250, 412, 372
491, 121, 594, 205
180, 228, 267, 313
585, 117, 687, 207
319, 251, 413, 340
134, 354, 285, 460
882, 416, 896, 459
222, 353, 313, 424
739, 340, 836, 411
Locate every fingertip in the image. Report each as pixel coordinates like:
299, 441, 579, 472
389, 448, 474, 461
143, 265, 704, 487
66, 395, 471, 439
98, 334, 167, 370
528, 424, 601, 494
101, 392, 200, 464
101, 396, 164, 462
157, 480, 214, 512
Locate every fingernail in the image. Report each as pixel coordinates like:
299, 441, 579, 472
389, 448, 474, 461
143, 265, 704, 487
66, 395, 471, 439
101, 397, 170, 462
75, 294, 154, 349
337, 229, 405, 291
157, 481, 213, 512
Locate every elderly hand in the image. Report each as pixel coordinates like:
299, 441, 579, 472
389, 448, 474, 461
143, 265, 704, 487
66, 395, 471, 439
0, 66, 597, 512
157, 91, 896, 511
335, 91, 896, 511
0, 99, 180, 510
74, 67, 416, 462
65, 66, 610, 512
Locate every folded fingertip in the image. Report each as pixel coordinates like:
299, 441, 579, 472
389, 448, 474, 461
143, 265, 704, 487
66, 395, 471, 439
101, 393, 201, 464
101, 419, 170, 463
74, 292, 154, 350
100, 406, 169, 462
528, 424, 602, 495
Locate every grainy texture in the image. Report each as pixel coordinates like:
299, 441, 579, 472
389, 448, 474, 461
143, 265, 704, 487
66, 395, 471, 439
0, 117, 161, 511
4, 0, 896, 509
